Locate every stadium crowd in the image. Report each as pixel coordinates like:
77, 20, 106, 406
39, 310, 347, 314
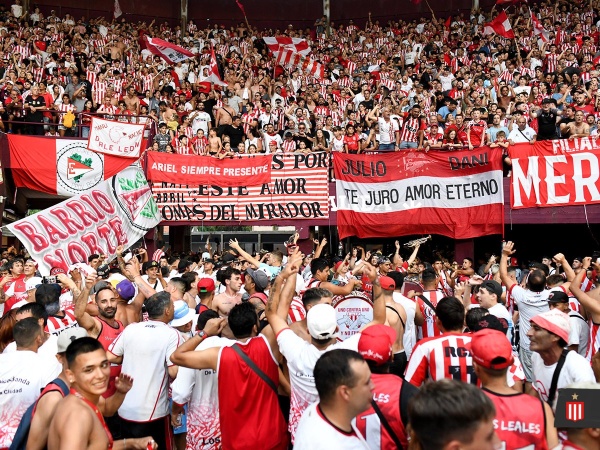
0, 1, 598, 158
1, 2, 600, 450
0, 231, 600, 449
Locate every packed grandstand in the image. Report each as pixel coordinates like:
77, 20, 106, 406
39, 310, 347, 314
2, 2, 600, 450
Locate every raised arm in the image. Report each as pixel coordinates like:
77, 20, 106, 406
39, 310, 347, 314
266, 250, 302, 335
170, 318, 226, 369
72, 273, 101, 336
499, 241, 517, 290
229, 238, 262, 268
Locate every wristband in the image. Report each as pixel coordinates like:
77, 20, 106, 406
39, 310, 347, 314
197, 330, 207, 341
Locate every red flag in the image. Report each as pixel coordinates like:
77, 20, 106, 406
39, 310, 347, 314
5, 136, 137, 196
235, 0, 247, 17
530, 10, 549, 42
445, 16, 452, 29
143, 36, 196, 65
482, 11, 515, 39
206, 47, 228, 87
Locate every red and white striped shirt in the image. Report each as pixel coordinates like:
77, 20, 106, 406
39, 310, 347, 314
45, 306, 78, 336
416, 289, 445, 339
399, 115, 423, 143
288, 297, 306, 323
404, 333, 475, 387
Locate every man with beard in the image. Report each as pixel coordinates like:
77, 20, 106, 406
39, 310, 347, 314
74, 274, 124, 398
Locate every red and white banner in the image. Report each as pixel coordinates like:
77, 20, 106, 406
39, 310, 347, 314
6, 165, 161, 275
151, 152, 329, 222
5, 136, 138, 196
263, 37, 311, 56
483, 11, 515, 39
276, 48, 324, 80
144, 36, 196, 65
147, 152, 272, 187
334, 149, 504, 239
87, 117, 145, 158
510, 138, 600, 209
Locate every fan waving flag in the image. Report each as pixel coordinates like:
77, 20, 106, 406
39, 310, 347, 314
531, 10, 549, 42
263, 37, 311, 56
205, 47, 228, 87
4, 135, 138, 196
276, 48, 324, 80
235, 0, 247, 17
483, 11, 515, 39
144, 36, 196, 65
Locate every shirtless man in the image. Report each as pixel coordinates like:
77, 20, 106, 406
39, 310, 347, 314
215, 97, 235, 135
27, 329, 133, 450
159, 101, 177, 125
562, 110, 590, 139
207, 127, 222, 156
109, 39, 124, 60
123, 86, 140, 115
381, 277, 407, 377
47, 337, 156, 450
212, 267, 243, 316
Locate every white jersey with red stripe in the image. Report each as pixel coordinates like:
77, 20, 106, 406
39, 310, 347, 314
404, 333, 475, 387
288, 296, 306, 323
586, 320, 600, 361
416, 289, 445, 340
45, 306, 79, 336
437, 270, 453, 297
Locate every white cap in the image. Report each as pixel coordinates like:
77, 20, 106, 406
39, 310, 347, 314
307, 304, 338, 340
170, 300, 195, 327
57, 327, 89, 353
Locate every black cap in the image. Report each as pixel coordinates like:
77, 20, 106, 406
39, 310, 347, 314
480, 280, 502, 298
548, 290, 569, 304
221, 253, 237, 264
142, 260, 159, 272
96, 264, 110, 279
471, 314, 509, 335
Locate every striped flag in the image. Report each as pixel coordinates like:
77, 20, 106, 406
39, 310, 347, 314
144, 36, 196, 65
264, 36, 311, 56
276, 48, 324, 80
114, 0, 122, 18
482, 11, 515, 39
150, 153, 329, 223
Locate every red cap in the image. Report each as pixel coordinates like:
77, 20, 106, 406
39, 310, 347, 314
334, 261, 348, 272
379, 276, 395, 290
358, 324, 396, 365
197, 277, 215, 293
469, 329, 514, 370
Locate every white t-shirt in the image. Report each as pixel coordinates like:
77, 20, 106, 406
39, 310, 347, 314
171, 336, 235, 449
393, 291, 416, 359
377, 117, 399, 144
141, 275, 164, 292
3, 334, 61, 376
531, 350, 595, 411
191, 111, 212, 135
0, 350, 59, 447
508, 126, 537, 143
488, 303, 514, 345
568, 311, 589, 357
277, 328, 328, 441
108, 320, 181, 421
294, 402, 370, 450
509, 285, 549, 350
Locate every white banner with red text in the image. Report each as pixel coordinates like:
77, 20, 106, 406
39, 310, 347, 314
87, 117, 145, 158
151, 152, 329, 222
6, 165, 161, 275
333, 150, 504, 239
510, 138, 600, 209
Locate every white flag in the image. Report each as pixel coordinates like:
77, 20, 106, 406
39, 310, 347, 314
114, 0, 123, 18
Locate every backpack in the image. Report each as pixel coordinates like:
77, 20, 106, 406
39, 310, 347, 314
9, 378, 69, 450
62, 110, 75, 128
